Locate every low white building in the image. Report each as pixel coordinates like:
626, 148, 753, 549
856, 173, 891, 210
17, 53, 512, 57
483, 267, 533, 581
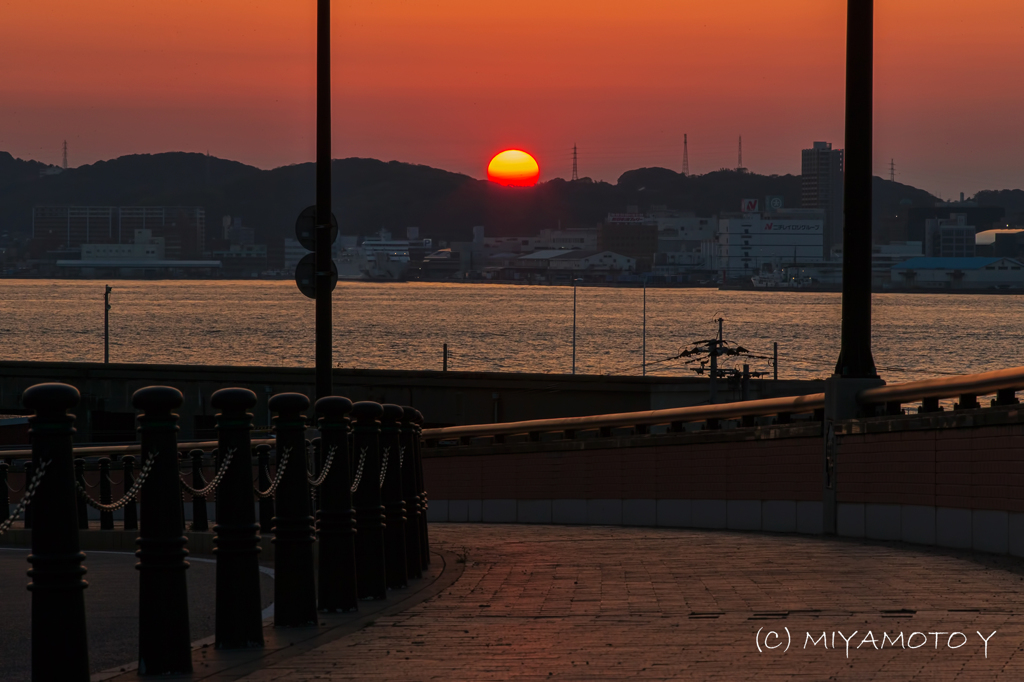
714, 210, 825, 281
81, 229, 164, 260
890, 257, 1024, 289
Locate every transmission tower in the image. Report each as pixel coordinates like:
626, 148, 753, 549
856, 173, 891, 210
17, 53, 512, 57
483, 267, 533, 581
682, 134, 689, 176
571, 143, 578, 181
889, 158, 895, 182
62, 140, 68, 170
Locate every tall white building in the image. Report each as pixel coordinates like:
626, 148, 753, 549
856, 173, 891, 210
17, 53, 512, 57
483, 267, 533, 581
714, 209, 825, 281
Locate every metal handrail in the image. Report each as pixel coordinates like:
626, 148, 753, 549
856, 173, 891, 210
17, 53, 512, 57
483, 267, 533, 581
0, 438, 276, 460
421, 392, 825, 442
858, 366, 1024, 405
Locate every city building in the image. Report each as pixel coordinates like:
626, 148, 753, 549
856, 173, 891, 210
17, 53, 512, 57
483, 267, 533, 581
599, 215, 657, 272
212, 244, 268, 277
801, 142, 844, 258
890, 257, 1024, 289
713, 207, 825, 282
924, 213, 975, 258
32, 205, 206, 259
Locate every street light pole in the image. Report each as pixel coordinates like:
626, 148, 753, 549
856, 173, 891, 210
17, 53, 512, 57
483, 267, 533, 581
642, 278, 646, 376
572, 278, 578, 374
104, 285, 111, 364
834, 0, 877, 379
314, 0, 333, 401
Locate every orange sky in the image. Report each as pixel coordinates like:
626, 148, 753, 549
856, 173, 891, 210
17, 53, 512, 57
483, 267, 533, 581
2, 1, 1023, 197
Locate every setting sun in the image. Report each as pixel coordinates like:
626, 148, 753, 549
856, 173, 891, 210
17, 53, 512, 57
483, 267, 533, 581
487, 150, 540, 187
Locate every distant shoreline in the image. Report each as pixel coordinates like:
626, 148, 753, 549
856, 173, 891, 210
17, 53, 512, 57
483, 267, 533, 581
2, 274, 1023, 295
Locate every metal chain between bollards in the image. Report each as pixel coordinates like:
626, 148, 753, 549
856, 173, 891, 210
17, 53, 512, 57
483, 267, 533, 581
254, 447, 291, 500
378, 446, 390, 488
0, 459, 49, 536
77, 452, 157, 512
398, 445, 405, 471
350, 446, 368, 493
307, 446, 335, 488
5, 478, 23, 493
180, 447, 236, 497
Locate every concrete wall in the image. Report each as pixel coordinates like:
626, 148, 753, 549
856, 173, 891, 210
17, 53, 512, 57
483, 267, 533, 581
423, 404, 1024, 557
0, 361, 823, 443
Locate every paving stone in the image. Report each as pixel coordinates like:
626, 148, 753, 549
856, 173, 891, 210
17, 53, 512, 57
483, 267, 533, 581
241, 524, 1024, 681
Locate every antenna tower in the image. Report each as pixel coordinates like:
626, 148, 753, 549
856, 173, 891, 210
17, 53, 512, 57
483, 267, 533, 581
738, 136, 742, 170
62, 140, 68, 170
682, 134, 689, 176
571, 143, 578, 181
889, 158, 895, 182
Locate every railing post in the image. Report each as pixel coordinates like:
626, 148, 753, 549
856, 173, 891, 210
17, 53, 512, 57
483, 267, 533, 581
351, 401, 387, 600
210, 388, 264, 649
255, 444, 274, 535
122, 455, 138, 531
268, 392, 317, 627
98, 457, 114, 530
411, 409, 430, 569
189, 449, 208, 532
315, 396, 358, 612
400, 407, 423, 581
132, 386, 192, 675
23, 383, 90, 682
74, 458, 88, 529
381, 404, 408, 590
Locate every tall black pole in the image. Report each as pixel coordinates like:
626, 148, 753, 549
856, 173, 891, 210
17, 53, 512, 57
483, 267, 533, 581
835, 0, 877, 378
315, 0, 333, 401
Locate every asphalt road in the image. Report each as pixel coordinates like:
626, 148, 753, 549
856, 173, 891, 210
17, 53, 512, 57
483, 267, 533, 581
0, 548, 274, 682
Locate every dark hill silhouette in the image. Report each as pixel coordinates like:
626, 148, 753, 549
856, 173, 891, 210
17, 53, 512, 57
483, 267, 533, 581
0, 151, 960, 245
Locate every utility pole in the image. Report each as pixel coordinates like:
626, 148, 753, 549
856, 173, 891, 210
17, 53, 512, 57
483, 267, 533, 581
682, 134, 689, 176
738, 136, 742, 170
889, 158, 895, 182
314, 0, 333, 401
62, 140, 68, 170
104, 285, 112, 363
571, 144, 578, 181
709, 317, 723, 403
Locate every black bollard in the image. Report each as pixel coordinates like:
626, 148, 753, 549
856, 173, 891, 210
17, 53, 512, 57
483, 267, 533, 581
315, 396, 358, 612
412, 409, 430, 569
0, 459, 9, 525
122, 455, 138, 531
256, 444, 274, 535
400, 407, 422, 580
74, 458, 89, 530
351, 401, 387, 600
268, 393, 317, 627
98, 457, 114, 530
23, 461, 34, 529
210, 388, 264, 649
133, 386, 192, 675
23, 383, 90, 681
189, 449, 208, 532
380, 404, 407, 590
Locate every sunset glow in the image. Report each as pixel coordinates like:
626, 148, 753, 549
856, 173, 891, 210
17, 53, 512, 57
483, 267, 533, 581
487, 150, 540, 187
2, 2, 1024, 194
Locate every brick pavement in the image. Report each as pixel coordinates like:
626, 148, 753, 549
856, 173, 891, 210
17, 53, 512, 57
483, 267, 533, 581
240, 525, 1024, 681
